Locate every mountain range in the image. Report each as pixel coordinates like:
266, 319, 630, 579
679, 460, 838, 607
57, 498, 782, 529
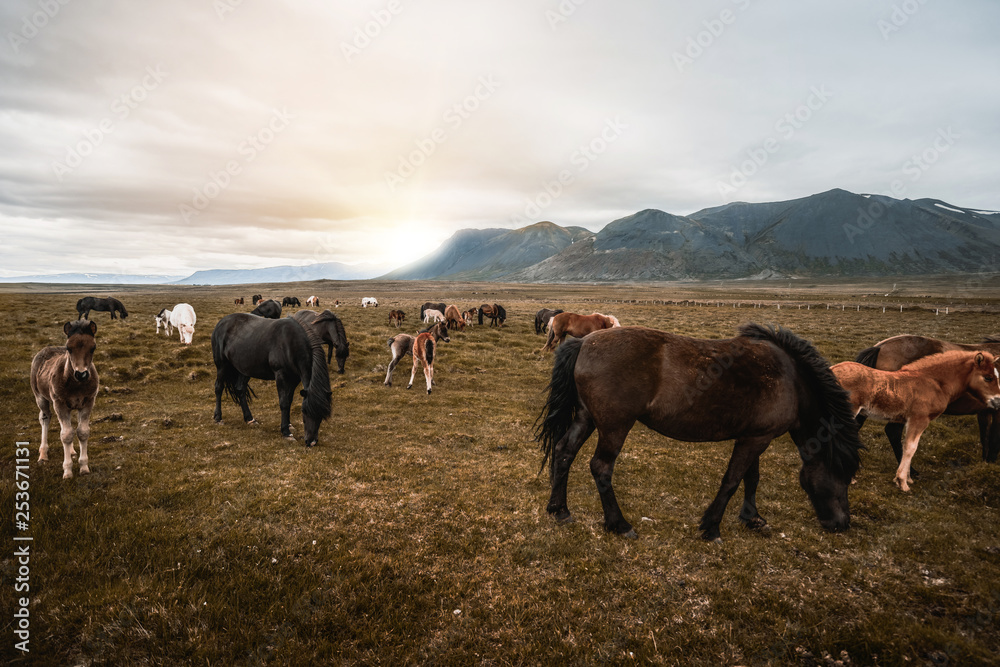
389, 189, 1000, 282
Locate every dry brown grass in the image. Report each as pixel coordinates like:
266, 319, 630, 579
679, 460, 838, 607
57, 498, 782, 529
2, 279, 999, 665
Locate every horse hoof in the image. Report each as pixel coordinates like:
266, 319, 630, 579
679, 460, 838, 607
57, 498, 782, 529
622, 529, 639, 540
712, 537, 723, 545
246, 419, 258, 425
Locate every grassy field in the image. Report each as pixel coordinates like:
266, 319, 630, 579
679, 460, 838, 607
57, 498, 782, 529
2, 279, 1000, 666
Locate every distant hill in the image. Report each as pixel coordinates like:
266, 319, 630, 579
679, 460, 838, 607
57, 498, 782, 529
0, 272, 184, 284
380, 222, 592, 280
410, 189, 1000, 282
173, 261, 390, 285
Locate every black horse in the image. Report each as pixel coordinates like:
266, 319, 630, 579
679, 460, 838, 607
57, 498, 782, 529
251, 299, 282, 319
211, 314, 332, 446
76, 296, 128, 320
252, 294, 263, 305
536, 323, 863, 542
534, 308, 564, 335
420, 301, 447, 321
292, 309, 350, 374
282, 296, 301, 307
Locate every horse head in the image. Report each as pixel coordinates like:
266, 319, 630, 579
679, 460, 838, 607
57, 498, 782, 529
606, 315, 621, 328
433, 321, 451, 343
64, 320, 97, 382
969, 352, 1000, 410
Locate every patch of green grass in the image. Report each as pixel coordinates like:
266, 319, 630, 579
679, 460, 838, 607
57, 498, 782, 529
1, 280, 999, 665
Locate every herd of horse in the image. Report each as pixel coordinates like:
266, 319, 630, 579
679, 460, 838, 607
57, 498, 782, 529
28, 294, 1000, 543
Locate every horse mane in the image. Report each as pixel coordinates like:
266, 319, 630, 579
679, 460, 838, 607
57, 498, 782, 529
900, 349, 987, 372
289, 318, 332, 422
66, 319, 96, 337
313, 310, 349, 353
739, 322, 863, 479
983, 335, 1000, 344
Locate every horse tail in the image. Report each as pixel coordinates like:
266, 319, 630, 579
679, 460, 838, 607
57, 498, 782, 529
543, 322, 557, 351
738, 323, 863, 480
299, 326, 332, 422
212, 329, 256, 406
535, 336, 584, 479
477, 307, 484, 325
424, 338, 434, 365
854, 345, 881, 368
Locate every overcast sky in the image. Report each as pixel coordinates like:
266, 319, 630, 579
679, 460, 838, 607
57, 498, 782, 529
1, 0, 998, 276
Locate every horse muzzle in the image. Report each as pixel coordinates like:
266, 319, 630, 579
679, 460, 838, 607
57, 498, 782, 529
74, 370, 90, 382
989, 397, 1000, 410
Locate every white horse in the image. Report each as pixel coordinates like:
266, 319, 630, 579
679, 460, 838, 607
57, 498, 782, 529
169, 303, 197, 345
362, 297, 378, 308
155, 308, 173, 336
306, 296, 319, 307
422, 308, 445, 323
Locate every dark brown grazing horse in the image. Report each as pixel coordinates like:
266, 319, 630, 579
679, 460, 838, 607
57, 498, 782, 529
389, 309, 405, 328
444, 304, 465, 331
535, 308, 564, 335
536, 324, 862, 542
855, 334, 1000, 462
291, 309, 350, 374
420, 302, 447, 321
542, 311, 620, 352
478, 303, 507, 327
30, 320, 100, 479
384, 321, 450, 390
234, 297, 244, 305
252, 294, 263, 305
76, 296, 128, 320
832, 351, 1000, 491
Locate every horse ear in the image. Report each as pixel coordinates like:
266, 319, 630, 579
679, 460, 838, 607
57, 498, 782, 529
975, 352, 985, 367
89, 321, 97, 335
63, 321, 72, 336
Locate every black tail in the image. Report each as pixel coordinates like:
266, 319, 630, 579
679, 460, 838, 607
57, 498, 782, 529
300, 327, 332, 422
739, 323, 863, 480
535, 337, 584, 478
854, 345, 881, 368
424, 338, 434, 365
478, 307, 484, 325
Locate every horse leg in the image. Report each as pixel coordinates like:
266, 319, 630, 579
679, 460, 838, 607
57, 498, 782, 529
546, 404, 595, 523
987, 411, 1000, 463
36, 396, 51, 462
884, 422, 918, 478
589, 421, 637, 537
54, 403, 76, 479
406, 356, 419, 390
384, 349, 401, 386
235, 375, 255, 424
424, 361, 433, 394
737, 456, 769, 532
275, 373, 294, 438
700, 437, 772, 542
77, 402, 93, 475
213, 367, 225, 422
895, 418, 929, 492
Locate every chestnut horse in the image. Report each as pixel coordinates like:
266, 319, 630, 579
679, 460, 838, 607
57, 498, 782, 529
542, 311, 620, 352
478, 303, 506, 327
444, 304, 465, 331
30, 320, 100, 479
536, 324, 862, 541
383, 322, 450, 391
389, 309, 406, 328
855, 334, 1000, 462
832, 350, 1000, 491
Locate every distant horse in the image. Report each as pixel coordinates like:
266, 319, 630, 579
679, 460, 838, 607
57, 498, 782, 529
292, 309, 350, 374
76, 296, 128, 320
536, 324, 862, 541
444, 304, 465, 331
423, 308, 445, 324
535, 308, 564, 335
463, 309, 477, 326
420, 302, 447, 321
542, 311, 620, 352
362, 297, 379, 308
251, 299, 282, 319
306, 296, 319, 307
833, 351, 1000, 491
30, 320, 100, 479
389, 310, 406, 328
211, 314, 332, 446
855, 334, 1000, 462
383, 321, 450, 392
155, 308, 173, 336
478, 303, 506, 327
282, 296, 301, 308
169, 303, 197, 345
234, 297, 244, 305
252, 294, 263, 305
